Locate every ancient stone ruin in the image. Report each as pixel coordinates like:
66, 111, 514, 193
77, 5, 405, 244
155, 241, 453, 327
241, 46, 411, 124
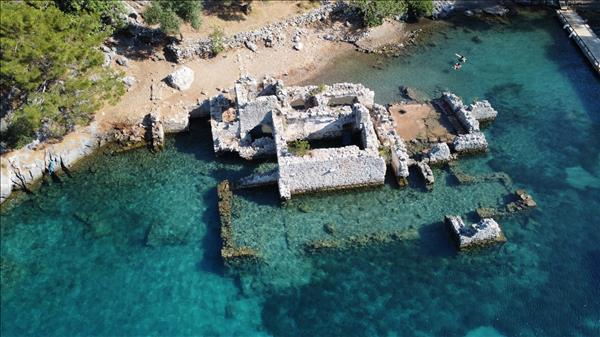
207, 75, 526, 258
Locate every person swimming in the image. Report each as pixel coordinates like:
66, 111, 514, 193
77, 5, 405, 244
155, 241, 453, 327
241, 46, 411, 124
455, 53, 467, 63
453, 62, 462, 70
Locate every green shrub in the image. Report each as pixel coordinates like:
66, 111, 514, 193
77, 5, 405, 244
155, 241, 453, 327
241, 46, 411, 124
378, 146, 391, 161
144, 0, 203, 35
210, 27, 225, 56
288, 140, 311, 157
350, 0, 433, 27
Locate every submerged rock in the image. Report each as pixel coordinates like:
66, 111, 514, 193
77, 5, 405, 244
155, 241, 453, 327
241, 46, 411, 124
483, 5, 510, 16
446, 215, 506, 249
74, 212, 112, 239
0, 256, 25, 294
166, 66, 195, 91
146, 222, 191, 247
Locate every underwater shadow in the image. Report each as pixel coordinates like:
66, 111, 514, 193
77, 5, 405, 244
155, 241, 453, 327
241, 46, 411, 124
196, 185, 225, 275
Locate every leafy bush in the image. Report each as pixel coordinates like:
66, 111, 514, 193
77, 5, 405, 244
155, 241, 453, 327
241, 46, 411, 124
350, 0, 433, 27
53, 0, 127, 30
405, 0, 434, 18
210, 27, 225, 56
310, 83, 327, 95
0, 2, 125, 148
288, 140, 311, 157
144, 0, 203, 35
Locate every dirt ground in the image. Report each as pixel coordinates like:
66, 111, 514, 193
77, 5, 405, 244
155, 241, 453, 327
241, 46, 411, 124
389, 103, 456, 142
97, 1, 364, 130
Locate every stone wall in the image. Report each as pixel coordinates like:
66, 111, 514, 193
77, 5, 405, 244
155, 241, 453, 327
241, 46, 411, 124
371, 104, 411, 184
167, 3, 346, 62
277, 146, 386, 200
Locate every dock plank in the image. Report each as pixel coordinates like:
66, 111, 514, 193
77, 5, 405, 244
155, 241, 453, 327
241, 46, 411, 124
557, 9, 600, 74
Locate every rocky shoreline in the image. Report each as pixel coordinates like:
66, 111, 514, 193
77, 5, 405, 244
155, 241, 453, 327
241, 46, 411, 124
0, 0, 561, 205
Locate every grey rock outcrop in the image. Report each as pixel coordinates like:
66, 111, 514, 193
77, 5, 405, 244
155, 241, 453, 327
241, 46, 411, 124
166, 66, 194, 91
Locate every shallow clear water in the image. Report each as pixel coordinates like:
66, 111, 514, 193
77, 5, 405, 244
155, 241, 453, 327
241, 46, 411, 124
2, 9, 600, 337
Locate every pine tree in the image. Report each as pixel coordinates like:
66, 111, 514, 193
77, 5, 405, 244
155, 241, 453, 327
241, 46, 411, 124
0, 2, 124, 148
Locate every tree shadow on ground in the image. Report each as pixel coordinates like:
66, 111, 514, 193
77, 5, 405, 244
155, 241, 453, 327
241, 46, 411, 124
111, 24, 176, 62
203, 0, 250, 22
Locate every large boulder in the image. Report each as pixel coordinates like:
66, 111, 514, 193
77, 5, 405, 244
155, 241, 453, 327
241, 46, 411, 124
427, 142, 453, 165
166, 66, 195, 91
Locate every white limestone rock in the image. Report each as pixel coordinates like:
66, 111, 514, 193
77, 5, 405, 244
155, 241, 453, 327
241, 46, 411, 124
427, 142, 452, 165
166, 66, 195, 91
245, 41, 258, 52
0, 160, 13, 203
122, 76, 136, 87
293, 42, 303, 51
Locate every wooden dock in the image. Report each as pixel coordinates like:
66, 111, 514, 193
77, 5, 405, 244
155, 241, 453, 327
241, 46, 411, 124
557, 9, 600, 74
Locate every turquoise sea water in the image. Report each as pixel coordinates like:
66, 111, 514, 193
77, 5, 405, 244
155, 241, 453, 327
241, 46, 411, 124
2, 9, 599, 337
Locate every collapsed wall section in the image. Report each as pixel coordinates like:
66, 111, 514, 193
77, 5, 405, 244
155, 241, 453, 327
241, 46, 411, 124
371, 104, 411, 185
